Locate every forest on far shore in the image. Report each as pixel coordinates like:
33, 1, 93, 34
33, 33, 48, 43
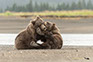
0, 0, 93, 12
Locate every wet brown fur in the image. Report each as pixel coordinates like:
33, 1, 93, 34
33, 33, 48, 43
15, 17, 45, 50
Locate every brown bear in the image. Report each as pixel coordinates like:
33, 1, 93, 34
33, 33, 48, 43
15, 16, 63, 49
15, 16, 46, 50
36, 21, 63, 49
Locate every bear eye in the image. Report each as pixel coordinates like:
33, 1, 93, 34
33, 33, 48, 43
43, 28, 46, 31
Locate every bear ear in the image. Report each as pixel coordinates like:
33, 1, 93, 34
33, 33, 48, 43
47, 22, 50, 25
53, 23, 55, 26
36, 16, 41, 20
52, 23, 56, 29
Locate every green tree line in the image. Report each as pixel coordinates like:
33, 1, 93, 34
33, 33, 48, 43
3, 0, 93, 12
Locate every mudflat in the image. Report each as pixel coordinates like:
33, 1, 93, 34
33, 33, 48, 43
0, 16, 93, 33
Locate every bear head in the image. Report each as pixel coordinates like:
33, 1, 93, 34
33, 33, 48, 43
31, 16, 47, 35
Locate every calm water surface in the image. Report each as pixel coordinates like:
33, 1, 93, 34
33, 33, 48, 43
0, 34, 93, 46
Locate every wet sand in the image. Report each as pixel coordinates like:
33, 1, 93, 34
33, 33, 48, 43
0, 16, 93, 62
0, 45, 93, 62
0, 16, 93, 33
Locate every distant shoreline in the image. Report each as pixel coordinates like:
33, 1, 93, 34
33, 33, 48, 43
0, 10, 93, 19
20, 15, 93, 19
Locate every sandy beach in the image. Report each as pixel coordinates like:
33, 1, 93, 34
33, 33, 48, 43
0, 16, 93, 62
0, 45, 93, 62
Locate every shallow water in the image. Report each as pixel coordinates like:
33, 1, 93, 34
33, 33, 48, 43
0, 34, 93, 46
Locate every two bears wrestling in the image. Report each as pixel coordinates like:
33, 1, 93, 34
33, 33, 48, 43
15, 16, 63, 49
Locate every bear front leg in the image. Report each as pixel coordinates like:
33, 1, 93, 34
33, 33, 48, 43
37, 41, 52, 49
30, 41, 40, 47
50, 34, 63, 49
30, 41, 46, 49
